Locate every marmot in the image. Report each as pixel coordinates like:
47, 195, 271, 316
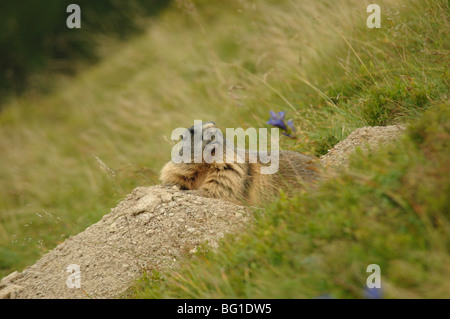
160, 122, 320, 205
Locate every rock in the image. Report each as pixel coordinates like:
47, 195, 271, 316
138, 213, 152, 224
320, 125, 405, 168
0, 271, 21, 286
108, 222, 118, 233
0, 284, 22, 299
130, 193, 162, 215
6, 185, 250, 299
161, 193, 173, 203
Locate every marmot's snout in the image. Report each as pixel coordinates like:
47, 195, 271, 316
180, 121, 223, 162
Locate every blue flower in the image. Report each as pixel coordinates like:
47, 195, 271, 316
364, 287, 383, 299
267, 110, 296, 138
286, 119, 296, 132
267, 111, 287, 131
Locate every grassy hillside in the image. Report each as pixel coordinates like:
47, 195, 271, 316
0, 0, 448, 298
132, 104, 450, 298
0, 0, 170, 97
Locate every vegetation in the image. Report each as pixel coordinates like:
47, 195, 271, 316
0, 0, 448, 297
0, 0, 170, 98
132, 104, 450, 298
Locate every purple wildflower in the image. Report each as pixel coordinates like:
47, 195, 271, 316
267, 111, 288, 131
364, 287, 383, 299
286, 119, 296, 132
267, 110, 296, 138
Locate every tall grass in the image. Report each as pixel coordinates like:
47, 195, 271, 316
132, 104, 450, 298
0, 0, 448, 298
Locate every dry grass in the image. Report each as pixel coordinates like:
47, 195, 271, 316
0, 0, 448, 298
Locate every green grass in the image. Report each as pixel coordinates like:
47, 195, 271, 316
0, 0, 448, 297
132, 104, 450, 298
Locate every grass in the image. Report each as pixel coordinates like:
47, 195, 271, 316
0, 0, 448, 298
132, 104, 449, 298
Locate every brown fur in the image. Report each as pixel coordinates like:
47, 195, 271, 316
160, 122, 320, 205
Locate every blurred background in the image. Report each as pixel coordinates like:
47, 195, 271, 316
0, 0, 448, 298
0, 0, 171, 101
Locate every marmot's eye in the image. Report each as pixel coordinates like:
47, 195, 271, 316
211, 135, 216, 141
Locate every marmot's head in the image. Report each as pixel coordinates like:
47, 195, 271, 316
177, 121, 228, 165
